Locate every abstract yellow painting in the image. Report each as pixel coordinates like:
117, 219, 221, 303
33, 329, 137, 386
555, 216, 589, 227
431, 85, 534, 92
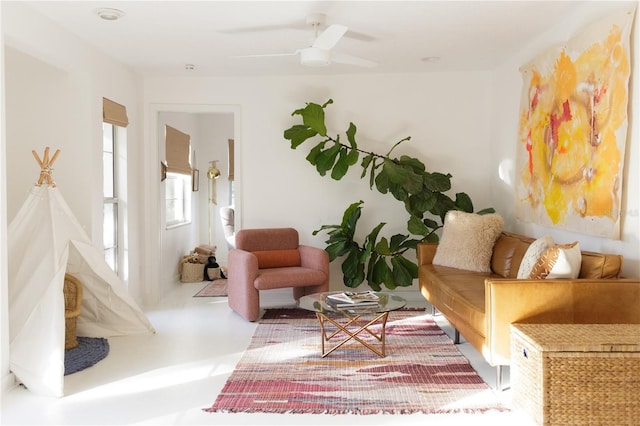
516, 9, 634, 238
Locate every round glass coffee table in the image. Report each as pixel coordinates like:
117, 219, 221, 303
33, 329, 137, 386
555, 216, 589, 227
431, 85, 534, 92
297, 291, 406, 358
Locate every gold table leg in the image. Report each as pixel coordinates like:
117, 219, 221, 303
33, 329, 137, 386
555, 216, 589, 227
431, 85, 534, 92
315, 311, 390, 357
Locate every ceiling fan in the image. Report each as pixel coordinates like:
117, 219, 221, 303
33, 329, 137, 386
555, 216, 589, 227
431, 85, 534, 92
233, 13, 377, 68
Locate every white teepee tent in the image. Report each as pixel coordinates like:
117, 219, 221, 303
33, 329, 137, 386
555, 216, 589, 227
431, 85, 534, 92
8, 150, 155, 397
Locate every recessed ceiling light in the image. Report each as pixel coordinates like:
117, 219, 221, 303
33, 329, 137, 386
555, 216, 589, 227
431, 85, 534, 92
421, 56, 441, 63
95, 8, 125, 21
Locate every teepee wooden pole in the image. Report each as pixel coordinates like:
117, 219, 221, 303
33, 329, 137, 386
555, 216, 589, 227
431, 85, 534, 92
32, 146, 61, 187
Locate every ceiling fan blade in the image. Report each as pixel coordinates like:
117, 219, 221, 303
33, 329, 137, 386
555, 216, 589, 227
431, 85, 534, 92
313, 24, 348, 50
331, 52, 378, 68
232, 51, 298, 59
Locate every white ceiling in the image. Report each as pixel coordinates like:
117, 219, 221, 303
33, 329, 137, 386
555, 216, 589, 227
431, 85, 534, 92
23, 1, 588, 77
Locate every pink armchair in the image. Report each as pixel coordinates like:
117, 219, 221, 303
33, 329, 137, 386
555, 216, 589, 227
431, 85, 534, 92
227, 227, 330, 321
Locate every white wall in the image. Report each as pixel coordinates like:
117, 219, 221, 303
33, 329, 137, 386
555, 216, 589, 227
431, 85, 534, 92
490, 2, 639, 278
143, 71, 495, 297
1, 2, 144, 391
0, 1, 10, 393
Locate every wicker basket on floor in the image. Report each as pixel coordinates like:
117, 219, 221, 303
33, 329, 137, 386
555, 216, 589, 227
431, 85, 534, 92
63, 274, 83, 350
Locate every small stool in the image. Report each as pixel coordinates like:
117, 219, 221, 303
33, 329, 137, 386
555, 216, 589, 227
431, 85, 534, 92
63, 274, 83, 349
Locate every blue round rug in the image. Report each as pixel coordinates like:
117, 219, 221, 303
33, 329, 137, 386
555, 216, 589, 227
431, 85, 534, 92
64, 336, 110, 375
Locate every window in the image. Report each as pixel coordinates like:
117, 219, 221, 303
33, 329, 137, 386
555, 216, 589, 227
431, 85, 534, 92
102, 97, 129, 280
103, 122, 119, 273
163, 124, 192, 228
165, 173, 192, 227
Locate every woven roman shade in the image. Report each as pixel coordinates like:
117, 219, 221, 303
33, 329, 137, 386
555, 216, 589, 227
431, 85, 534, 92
165, 125, 191, 175
102, 97, 129, 127
228, 138, 235, 181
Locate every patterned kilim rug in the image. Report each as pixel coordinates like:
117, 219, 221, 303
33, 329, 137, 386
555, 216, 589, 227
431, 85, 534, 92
205, 308, 510, 415
194, 279, 228, 297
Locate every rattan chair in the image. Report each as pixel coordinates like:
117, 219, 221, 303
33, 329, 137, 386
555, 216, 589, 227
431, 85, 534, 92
63, 273, 83, 349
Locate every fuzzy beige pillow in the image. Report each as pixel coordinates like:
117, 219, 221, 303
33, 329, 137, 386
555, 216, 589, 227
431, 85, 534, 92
432, 211, 504, 273
529, 242, 582, 279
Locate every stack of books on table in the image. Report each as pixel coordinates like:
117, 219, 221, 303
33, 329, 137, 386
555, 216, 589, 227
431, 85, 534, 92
325, 291, 380, 309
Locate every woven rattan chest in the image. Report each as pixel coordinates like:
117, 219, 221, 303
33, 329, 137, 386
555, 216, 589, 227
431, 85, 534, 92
510, 323, 640, 426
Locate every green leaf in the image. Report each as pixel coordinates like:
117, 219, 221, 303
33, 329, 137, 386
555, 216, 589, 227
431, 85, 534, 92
370, 257, 391, 290
364, 222, 386, 250
399, 238, 421, 250
360, 153, 374, 178
331, 147, 350, 180
368, 159, 378, 188
423, 217, 439, 229
382, 158, 409, 184
342, 248, 365, 288
389, 234, 408, 252
283, 125, 318, 149
321, 99, 334, 108
407, 215, 429, 236
346, 148, 359, 166
374, 237, 391, 255
305, 141, 327, 166
391, 256, 417, 287
424, 172, 452, 192
476, 207, 496, 215
389, 183, 408, 202
424, 232, 440, 243
374, 170, 389, 194
325, 240, 350, 261
315, 142, 341, 176
341, 201, 364, 238
455, 192, 474, 213
398, 155, 426, 174
346, 122, 357, 149
401, 168, 424, 194
407, 192, 436, 216
300, 102, 327, 136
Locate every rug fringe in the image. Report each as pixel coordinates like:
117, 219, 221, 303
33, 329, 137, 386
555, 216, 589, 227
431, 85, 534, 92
203, 406, 511, 415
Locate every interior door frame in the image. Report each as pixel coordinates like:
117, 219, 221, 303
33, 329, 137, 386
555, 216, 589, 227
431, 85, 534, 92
143, 103, 241, 306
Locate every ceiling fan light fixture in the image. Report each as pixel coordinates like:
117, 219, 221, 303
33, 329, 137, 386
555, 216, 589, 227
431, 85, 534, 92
95, 8, 125, 21
300, 47, 330, 67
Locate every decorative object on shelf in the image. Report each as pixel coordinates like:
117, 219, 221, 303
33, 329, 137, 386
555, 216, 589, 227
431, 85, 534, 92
283, 99, 494, 290
515, 8, 634, 238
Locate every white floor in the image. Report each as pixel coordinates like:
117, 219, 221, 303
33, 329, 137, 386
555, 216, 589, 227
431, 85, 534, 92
1, 283, 534, 425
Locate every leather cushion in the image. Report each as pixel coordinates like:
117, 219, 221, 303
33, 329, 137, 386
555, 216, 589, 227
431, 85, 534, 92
253, 249, 301, 269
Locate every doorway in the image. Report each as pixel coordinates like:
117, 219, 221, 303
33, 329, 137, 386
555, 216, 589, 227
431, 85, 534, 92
146, 104, 241, 304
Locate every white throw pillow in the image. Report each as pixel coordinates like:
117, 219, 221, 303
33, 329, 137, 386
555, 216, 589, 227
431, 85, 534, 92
516, 236, 555, 279
529, 242, 582, 279
432, 211, 504, 273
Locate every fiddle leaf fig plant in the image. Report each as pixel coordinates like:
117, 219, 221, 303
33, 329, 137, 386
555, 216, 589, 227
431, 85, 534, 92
284, 99, 494, 291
